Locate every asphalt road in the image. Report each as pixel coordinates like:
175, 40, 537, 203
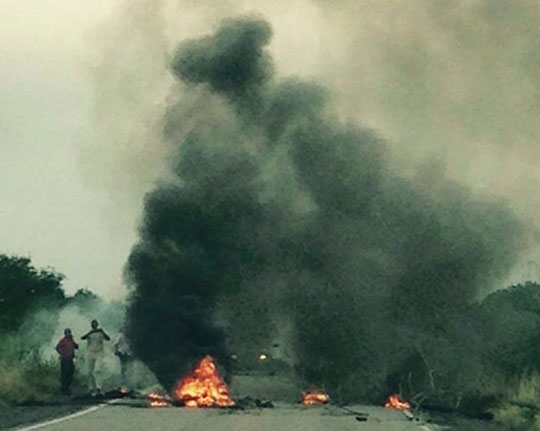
11, 402, 442, 431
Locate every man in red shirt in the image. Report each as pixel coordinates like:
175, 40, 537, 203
55, 328, 79, 395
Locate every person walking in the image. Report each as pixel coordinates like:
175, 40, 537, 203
81, 319, 110, 394
55, 328, 79, 395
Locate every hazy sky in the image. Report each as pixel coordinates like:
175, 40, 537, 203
2, 0, 540, 299
0, 1, 125, 298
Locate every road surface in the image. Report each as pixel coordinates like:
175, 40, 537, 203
11, 402, 443, 431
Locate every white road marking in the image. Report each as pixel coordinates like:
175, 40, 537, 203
12, 400, 119, 431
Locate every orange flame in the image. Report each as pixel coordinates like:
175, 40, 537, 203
302, 390, 330, 405
174, 355, 235, 408
385, 393, 411, 410
147, 392, 172, 408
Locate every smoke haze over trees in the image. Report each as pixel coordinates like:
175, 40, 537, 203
125, 15, 525, 405
0, 254, 151, 405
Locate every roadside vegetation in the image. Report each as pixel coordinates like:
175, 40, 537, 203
492, 373, 540, 430
0, 255, 66, 403
0, 353, 63, 404
3, 251, 540, 430
0, 254, 121, 404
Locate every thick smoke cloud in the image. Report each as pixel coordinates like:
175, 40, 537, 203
172, 17, 272, 97
126, 15, 523, 400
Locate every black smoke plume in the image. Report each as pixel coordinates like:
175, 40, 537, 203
125, 15, 523, 401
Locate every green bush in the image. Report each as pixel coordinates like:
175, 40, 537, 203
492, 373, 540, 431
494, 405, 531, 430
0, 354, 58, 404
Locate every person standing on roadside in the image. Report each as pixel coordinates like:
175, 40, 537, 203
114, 330, 132, 388
55, 328, 79, 395
81, 319, 110, 394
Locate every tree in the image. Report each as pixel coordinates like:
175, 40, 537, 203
0, 255, 65, 334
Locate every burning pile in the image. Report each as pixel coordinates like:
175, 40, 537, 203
174, 356, 235, 408
302, 390, 330, 405
385, 394, 411, 410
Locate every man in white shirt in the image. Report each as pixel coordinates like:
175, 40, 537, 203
81, 319, 110, 394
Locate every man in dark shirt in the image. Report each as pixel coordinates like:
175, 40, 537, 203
55, 328, 79, 395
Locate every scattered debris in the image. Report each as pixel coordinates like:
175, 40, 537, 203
402, 409, 415, 421
255, 399, 274, 408
236, 396, 273, 409
339, 406, 370, 417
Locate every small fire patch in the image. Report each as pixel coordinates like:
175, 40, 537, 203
302, 390, 330, 405
385, 393, 411, 410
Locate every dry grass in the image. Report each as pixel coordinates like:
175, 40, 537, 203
492, 373, 540, 431
514, 375, 540, 405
